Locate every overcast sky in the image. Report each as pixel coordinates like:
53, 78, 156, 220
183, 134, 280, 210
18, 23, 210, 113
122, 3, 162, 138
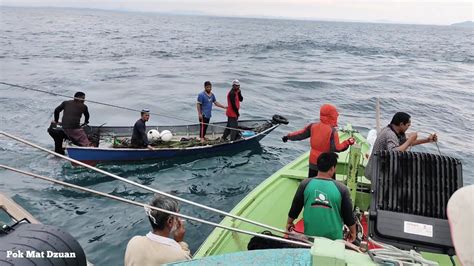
2, 0, 473, 25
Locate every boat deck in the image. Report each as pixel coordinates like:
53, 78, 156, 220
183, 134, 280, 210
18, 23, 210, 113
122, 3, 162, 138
192, 125, 459, 265
193, 125, 371, 258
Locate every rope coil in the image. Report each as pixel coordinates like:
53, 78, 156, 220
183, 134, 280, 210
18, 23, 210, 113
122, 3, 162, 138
368, 238, 439, 266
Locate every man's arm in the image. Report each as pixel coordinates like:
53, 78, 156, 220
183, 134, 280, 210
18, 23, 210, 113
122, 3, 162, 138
237, 90, 243, 102
340, 186, 355, 227
214, 101, 226, 109
333, 130, 352, 152
348, 224, 357, 242
395, 140, 412, 151
287, 178, 312, 231
411, 133, 437, 146
197, 94, 203, 119
286, 124, 312, 141
212, 94, 226, 109
196, 102, 202, 120
54, 102, 65, 123
173, 219, 191, 259
336, 182, 356, 241
83, 105, 90, 124
138, 122, 149, 147
394, 133, 417, 151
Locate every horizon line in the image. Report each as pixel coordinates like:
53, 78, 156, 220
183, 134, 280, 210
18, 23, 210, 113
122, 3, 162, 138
1, 4, 471, 26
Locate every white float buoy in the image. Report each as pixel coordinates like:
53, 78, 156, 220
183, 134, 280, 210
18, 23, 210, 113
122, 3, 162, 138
147, 129, 161, 142
366, 129, 378, 157
160, 130, 173, 142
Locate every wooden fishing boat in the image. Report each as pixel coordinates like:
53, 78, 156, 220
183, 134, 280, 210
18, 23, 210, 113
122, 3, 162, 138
171, 125, 462, 265
66, 117, 286, 164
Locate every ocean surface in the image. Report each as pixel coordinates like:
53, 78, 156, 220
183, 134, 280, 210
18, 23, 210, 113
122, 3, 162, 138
0, 6, 473, 265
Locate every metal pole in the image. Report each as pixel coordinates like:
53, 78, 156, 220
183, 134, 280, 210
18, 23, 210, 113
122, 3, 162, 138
0, 131, 287, 234
0, 164, 312, 248
347, 145, 361, 204
376, 98, 380, 134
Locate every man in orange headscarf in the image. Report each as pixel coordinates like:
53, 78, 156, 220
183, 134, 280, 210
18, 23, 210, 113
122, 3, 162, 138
282, 104, 355, 178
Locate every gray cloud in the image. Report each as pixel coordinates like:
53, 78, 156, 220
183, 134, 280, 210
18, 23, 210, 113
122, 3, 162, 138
1, 0, 472, 25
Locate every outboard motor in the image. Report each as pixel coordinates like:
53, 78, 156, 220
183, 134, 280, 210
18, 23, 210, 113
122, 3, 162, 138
271, 114, 289, 125
0, 220, 87, 266
369, 151, 462, 255
47, 123, 67, 155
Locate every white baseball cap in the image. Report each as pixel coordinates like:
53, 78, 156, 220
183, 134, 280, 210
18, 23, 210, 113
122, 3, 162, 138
232, 79, 240, 86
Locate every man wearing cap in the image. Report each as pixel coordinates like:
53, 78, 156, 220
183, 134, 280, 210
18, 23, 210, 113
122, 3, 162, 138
222, 80, 243, 141
131, 109, 153, 149
196, 81, 226, 142
52, 92, 92, 147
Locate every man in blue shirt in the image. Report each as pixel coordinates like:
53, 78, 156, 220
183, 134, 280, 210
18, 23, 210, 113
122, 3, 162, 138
197, 81, 226, 142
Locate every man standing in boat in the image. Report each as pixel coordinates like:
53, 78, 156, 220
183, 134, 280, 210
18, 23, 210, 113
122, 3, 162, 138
222, 79, 243, 141
197, 81, 226, 142
282, 104, 355, 178
52, 91, 93, 147
287, 152, 357, 242
125, 194, 190, 265
131, 109, 153, 150
365, 112, 437, 180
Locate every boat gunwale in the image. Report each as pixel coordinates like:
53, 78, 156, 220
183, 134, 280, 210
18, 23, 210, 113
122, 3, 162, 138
193, 125, 370, 257
87, 119, 272, 131
66, 123, 279, 152
194, 151, 310, 257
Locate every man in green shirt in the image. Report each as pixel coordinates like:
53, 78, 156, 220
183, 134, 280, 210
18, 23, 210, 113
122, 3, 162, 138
286, 152, 356, 242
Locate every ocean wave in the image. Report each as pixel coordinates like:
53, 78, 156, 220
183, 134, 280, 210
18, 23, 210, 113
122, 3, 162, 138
284, 80, 335, 90
233, 38, 470, 64
1, 8, 472, 266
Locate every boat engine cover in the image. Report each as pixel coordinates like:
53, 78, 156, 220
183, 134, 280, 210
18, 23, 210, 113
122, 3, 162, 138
368, 151, 462, 254
0, 222, 87, 266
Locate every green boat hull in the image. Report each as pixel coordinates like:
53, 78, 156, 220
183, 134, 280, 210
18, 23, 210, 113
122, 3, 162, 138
192, 125, 457, 265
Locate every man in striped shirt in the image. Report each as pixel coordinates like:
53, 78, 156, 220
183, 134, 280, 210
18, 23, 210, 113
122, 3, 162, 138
365, 112, 437, 180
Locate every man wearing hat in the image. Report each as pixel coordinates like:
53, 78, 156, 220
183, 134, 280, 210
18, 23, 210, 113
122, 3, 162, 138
222, 79, 243, 141
131, 109, 153, 149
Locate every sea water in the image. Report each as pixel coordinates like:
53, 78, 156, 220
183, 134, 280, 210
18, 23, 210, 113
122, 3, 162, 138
0, 7, 473, 265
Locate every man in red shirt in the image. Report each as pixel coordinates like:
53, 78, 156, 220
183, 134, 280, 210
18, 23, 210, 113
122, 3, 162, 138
282, 104, 355, 178
222, 80, 243, 141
